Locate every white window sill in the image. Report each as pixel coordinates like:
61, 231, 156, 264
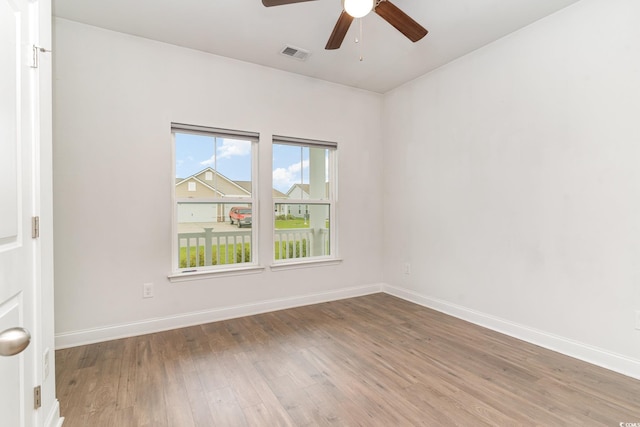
168, 265, 266, 283
270, 258, 343, 271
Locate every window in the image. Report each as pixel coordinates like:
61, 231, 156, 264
272, 135, 337, 263
172, 123, 257, 274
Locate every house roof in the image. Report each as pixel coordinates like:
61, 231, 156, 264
287, 184, 309, 197
175, 176, 224, 198
177, 168, 286, 198
285, 183, 330, 197
176, 168, 250, 196
234, 180, 287, 199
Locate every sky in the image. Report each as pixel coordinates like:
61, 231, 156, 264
175, 133, 317, 193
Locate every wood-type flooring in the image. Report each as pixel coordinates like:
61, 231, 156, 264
55, 293, 640, 426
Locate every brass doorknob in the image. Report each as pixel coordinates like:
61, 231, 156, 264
0, 327, 31, 356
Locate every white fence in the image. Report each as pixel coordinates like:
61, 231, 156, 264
177, 227, 329, 267
273, 228, 329, 260
178, 228, 251, 267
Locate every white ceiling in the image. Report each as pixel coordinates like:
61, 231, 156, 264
52, 0, 582, 93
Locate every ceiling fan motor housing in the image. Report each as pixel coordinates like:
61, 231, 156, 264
342, 0, 375, 18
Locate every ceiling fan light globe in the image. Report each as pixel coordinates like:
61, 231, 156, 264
342, 0, 374, 18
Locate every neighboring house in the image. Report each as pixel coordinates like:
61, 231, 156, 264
235, 181, 287, 199
235, 180, 289, 217
284, 183, 330, 218
176, 168, 251, 223
286, 183, 310, 199
176, 168, 288, 222
285, 184, 310, 218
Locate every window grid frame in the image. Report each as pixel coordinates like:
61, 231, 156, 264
171, 124, 259, 275
272, 137, 338, 265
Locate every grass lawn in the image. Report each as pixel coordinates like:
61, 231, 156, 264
275, 218, 310, 229
275, 218, 329, 229
179, 243, 250, 267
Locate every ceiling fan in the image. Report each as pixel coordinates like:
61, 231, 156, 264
262, 0, 428, 50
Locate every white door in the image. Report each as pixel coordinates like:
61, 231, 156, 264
0, 0, 39, 425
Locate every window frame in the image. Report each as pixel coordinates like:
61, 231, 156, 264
169, 123, 261, 280
271, 135, 338, 266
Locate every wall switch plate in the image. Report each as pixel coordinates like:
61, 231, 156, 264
143, 282, 154, 298
635, 311, 640, 330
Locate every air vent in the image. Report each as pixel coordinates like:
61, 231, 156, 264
280, 45, 310, 61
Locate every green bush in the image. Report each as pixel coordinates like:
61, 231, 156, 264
178, 250, 198, 268
179, 244, 250, 267
235, 245, 251, 263
274, 238, 308, 260
275, 214, 296, 221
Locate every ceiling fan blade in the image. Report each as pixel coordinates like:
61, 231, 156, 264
325, 10, 354, 50
375, 0, 428, 42
262, 0, 317, 6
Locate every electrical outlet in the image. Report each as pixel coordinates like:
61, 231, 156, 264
404, 262, 411, 275
635, 311, 640, 330
43, 348, 50, 380
143, 282, 154, 298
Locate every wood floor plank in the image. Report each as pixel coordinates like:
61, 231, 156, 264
113, 406, 138, 427
205, 386, 247, 426
56, 294, 640, 426
161, 359, 197, 427
114, 337, 137, 411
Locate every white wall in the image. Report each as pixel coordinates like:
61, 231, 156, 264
383, 0, 640, 378
53, 18, 384, 345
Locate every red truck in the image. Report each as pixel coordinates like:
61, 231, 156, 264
229, 207, 252, 228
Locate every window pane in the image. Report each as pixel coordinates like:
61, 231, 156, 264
176, 133, 252, 199
177, 202, 252, 267
272, 144, 329, 199
274, 203, 330, 260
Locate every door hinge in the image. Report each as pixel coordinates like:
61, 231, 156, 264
32, 216, 39, 238
34, 385, 41, 409
31, 45, 51, 69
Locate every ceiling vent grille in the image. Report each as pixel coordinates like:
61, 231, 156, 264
280, 45, 310, 61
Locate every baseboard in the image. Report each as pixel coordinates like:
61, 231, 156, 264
383, 284, 640, 381
55, 284, 383, 349
45, 399, 63, 427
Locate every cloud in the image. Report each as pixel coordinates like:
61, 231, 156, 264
273, 160, 309, 192
200, 138, 251, 165
217, 138, 251, 159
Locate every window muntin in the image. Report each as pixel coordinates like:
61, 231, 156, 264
273, 136, 336, 263
172, 124, 257, 273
